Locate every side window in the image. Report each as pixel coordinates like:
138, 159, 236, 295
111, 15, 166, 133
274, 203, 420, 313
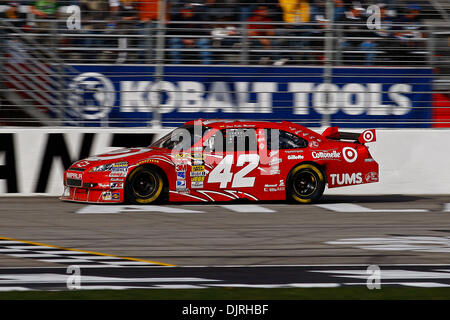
266, 129, 308, 150
226, 128, 257, 152
204, 128, 257, 152
204, 130, 225, 153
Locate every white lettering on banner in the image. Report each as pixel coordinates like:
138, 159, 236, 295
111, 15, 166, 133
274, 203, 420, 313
253, 82, 276, 114
368, 83, 391, 115
313, 83, 340, 115
178, 81, 204, 113
342, 83, 366, 115
68, 72, 116, 120
203, 81, 235, 113
120, 80, 152, 113
389, 84, 412, 116
72, 75, 415, 118
290, 82, 313, 115
149, 81, 178, 114
236, 82, 256, 113
330, 173, 363, 185
119, 81, 277, 114
121, 81, 178, 114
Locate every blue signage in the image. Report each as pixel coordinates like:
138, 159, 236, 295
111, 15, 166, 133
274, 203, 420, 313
64, 65, 433, 128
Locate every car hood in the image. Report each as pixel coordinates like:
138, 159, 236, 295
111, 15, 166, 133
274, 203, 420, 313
69, 147, 171, 170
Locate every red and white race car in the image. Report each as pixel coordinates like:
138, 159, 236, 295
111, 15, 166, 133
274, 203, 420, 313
61, 119, 378, 204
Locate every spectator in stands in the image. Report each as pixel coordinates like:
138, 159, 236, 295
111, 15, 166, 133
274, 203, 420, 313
366, 3, 395, 65
211, 15, 240, 64
168, 4, 212, 64
201, 0, 239, 22
77, 0, 118, 62
114, 0, 137, 63
122, 0, 167, 63
30, 0, 59, 19
333, 0, 345, 22
278, 0, 319, 64
341, 3, 367, 65
1, 2, 27, 29
1, 1, 29, 64
118, 0, 137, 20
246, 5, 276, 64
394, 4, 424, 40
392, 4, 425, 65
28, 0, 60, 46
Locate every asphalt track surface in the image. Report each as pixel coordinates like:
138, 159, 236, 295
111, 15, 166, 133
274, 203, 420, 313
1, 195, 450, 290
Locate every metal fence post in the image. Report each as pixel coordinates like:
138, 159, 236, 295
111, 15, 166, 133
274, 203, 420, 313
321, 0, 335, 128
426, 25, 435, 68
240, 21, 249, 65
52, 19, 65, 125
152, 0, 166, 128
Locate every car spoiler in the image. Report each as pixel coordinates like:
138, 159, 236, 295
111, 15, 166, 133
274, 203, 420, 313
322, 127, 376, 144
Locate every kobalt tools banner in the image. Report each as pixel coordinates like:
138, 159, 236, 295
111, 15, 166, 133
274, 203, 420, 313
65, 65, 433, 128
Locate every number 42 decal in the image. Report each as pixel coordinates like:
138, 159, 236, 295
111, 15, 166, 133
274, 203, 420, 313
208, 154, 259, 188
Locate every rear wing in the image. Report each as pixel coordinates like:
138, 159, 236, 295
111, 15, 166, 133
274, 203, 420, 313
322, 127, 376, 143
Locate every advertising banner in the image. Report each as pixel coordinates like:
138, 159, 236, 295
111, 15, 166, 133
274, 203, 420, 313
65, 65, 433, 128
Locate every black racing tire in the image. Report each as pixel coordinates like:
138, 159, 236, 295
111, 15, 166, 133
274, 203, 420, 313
125, 166, 164, 204
287, 163, 325, 204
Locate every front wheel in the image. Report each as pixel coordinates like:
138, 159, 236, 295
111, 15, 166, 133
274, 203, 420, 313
287, 164, 325, 204
125, 166, 164, 204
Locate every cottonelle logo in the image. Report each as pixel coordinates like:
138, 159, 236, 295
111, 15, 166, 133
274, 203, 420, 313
311, 150, 341, 159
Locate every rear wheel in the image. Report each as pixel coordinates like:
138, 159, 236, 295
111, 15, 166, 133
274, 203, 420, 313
287, 163, 325, 204
125, 166, 164, 204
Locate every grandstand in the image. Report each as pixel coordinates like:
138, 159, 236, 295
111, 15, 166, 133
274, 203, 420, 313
0, 0, 449, 127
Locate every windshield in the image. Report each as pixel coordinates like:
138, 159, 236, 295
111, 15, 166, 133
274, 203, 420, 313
150, 125, 211, 150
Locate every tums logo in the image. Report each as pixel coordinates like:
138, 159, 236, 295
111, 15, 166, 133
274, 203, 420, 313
330, 173, 363, 185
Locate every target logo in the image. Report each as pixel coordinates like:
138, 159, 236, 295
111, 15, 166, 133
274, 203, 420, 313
342, 147, 358, 163
362, 130, 375, 143
75, 160, 90, 167
309, 141, 319, 148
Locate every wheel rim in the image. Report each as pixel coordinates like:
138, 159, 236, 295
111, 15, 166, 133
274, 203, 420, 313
293, 170, 318, 197
132, 171, 158, 198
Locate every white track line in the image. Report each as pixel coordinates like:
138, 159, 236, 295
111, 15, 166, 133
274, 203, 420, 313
220, 204, 276, 213
316, 203, 428, 213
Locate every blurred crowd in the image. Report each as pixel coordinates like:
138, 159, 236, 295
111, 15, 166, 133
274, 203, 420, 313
0, 0, 429, 66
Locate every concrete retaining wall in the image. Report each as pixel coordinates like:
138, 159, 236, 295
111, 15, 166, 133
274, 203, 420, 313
0, 128, 448, 196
